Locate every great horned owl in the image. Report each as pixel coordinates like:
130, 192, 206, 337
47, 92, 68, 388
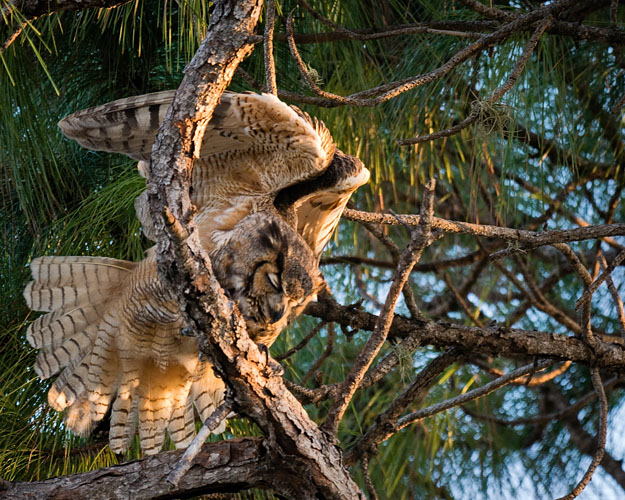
24, 91, 369, 455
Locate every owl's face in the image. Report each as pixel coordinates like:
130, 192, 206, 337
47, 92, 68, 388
211, 213, 323, 346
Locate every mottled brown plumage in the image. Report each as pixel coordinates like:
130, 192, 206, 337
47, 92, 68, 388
25, 91, 369, 455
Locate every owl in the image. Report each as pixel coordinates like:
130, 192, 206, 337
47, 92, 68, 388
24, 91, 369, 455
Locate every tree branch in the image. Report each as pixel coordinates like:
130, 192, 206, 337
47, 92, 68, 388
1, 439, 291, 499
146, 1, 364, 497
305, 294, 625, 368
323, 180, 437, 435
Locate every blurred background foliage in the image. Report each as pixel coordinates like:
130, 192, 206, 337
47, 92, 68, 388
1, 0, 624, 498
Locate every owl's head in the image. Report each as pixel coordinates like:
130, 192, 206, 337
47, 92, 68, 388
211, 213, 323, 346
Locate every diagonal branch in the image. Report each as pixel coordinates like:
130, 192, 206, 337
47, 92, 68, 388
344, 348, 464, 466
322, 180, 437, 435
146, 1, 364, 497
556, 368, 608, 500
399, 16, 552, 145
397, 359, 554, 430
285, 0, 581, 108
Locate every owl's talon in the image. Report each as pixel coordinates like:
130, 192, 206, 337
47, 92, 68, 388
258, 343, 271, 365
265, 358, 285, 378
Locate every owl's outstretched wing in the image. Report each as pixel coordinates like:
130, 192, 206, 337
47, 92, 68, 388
59, 90, 369, 255
275, 150, 370, 259
58, 91, 176, 162
58, 91, 336, 199
59, 91, 338, 242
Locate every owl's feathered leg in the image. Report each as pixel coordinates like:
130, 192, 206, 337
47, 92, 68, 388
190, 362, 227, 434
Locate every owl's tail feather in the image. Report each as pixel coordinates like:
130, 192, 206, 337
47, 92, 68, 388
24, 256, 135, 434
24, 255, 228, 455
106, 358, 226, 456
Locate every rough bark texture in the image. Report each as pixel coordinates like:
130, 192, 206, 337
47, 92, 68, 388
305, 294, 625, 368
145, 1, 365, 498
1, 439, 286, 499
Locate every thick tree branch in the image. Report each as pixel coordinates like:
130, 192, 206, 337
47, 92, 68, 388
1, 439, 304, 499
145, 1, 363, 497
305, 294, 625, 368
343, 209, 625, 251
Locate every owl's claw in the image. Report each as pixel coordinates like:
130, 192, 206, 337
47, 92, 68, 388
258, 343, 284, 377
267, 358, 284, 377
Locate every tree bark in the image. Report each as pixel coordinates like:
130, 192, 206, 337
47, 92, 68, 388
305, 294, 625, 368
145, 0, 365, 498
1, 438, 301, 499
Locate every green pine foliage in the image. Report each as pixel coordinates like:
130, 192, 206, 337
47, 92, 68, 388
1, 1, 624, 498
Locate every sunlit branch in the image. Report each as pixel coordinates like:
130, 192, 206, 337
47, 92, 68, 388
399, 16, 552, 145
263, 0, 277, 95
343, 208, 625, 250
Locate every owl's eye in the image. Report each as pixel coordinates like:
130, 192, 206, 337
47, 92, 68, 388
266, 272, 281, 290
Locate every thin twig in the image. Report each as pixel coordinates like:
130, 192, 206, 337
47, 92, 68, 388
167, 399, 234, 486
488, 16, 552, 102
287, 0, 579, 108
443, 273, 484, 327
576, 248, 625, 310
302, 323, 335, 383
427, 258, 489, 317
398, 107, 480, 145
397, 359, 554, 430
285, 325, 429, 406
600, 253, 625, 337
469, 357, 572, 386
554, 243, 595, 344
457, 0, 515, 22
556, 368, 607, 500
360, 217, 424, 319
501, 257, 583, 335
463, 376, 621, 426
345, 348, 464, 466
611, 92, 625, 114
322, 180, 437, 435
275, 321, 326, 361
298, 0, 356, 35
236, 67, 335, 106
0, 19, 27, 55
263, 0, 277, 95
400, 16, 551, 145
361, 455, 379, 500
286, 9, 359, 106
